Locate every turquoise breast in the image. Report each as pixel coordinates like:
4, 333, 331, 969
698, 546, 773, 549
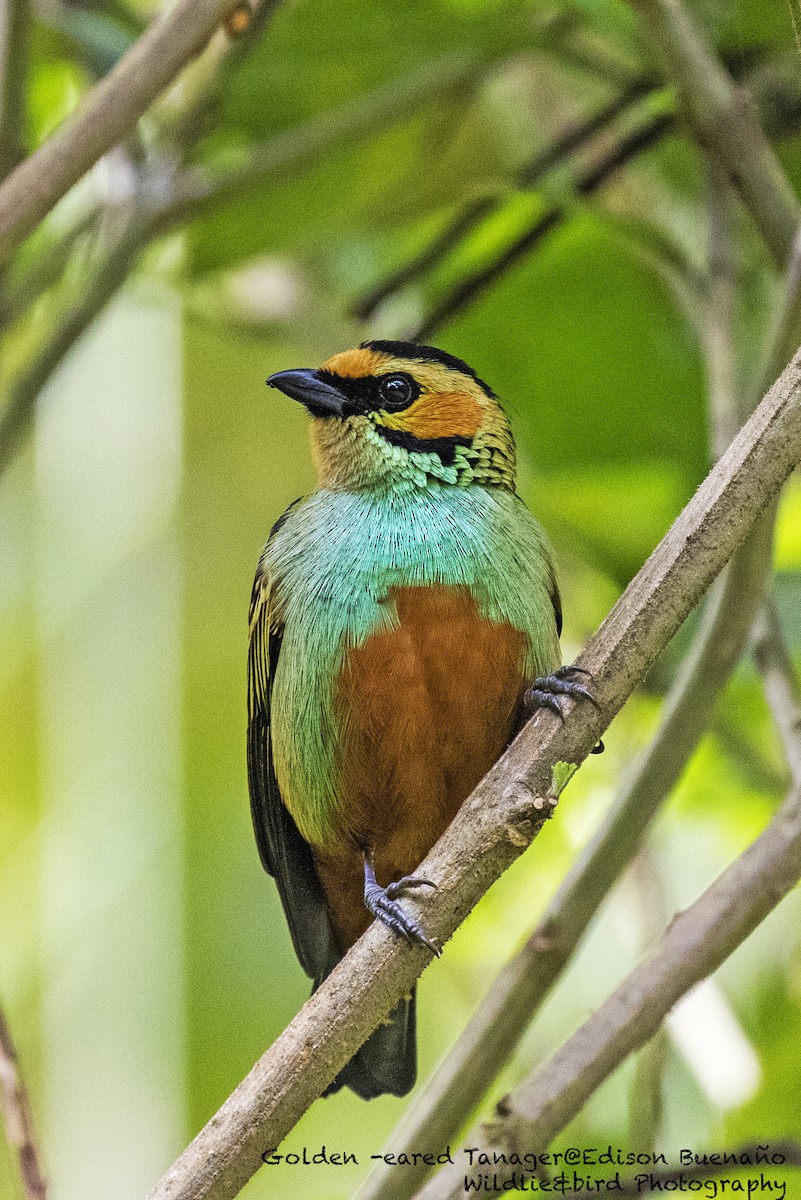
264, 483, 559, 846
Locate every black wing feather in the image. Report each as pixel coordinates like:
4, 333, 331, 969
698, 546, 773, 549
549, 565, 563, 637
247, 505, 339, 985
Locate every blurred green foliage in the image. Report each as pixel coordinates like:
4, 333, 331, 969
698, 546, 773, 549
1, 0, 801, 1197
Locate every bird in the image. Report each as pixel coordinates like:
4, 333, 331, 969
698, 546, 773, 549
248, 340, 595, 1099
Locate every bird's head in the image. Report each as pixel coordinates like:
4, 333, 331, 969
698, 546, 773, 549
267, 340, 516, 491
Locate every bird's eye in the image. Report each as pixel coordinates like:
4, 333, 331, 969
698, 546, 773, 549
377, 373, 416, 411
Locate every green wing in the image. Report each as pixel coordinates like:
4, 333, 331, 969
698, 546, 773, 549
247, 505, 339, 985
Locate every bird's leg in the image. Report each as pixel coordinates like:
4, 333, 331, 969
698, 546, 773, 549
525, 665, 604, 753
363, 855, 440, 957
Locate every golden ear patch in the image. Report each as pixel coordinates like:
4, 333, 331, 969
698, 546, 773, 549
321, 347, 387, 378
381, 391, 482, 440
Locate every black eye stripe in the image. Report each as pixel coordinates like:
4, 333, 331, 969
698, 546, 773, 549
315, 370, 420, 415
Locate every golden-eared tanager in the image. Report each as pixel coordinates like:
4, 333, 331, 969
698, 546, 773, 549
248, 341, 595, 1099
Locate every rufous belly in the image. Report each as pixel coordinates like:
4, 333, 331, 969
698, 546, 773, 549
312, 584, 528, 951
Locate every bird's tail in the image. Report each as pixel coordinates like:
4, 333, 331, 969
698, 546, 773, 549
322, 988, 417, 1100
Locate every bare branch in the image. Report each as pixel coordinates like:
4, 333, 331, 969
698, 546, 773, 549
352, 76, 656, 322
155, 51, 481, 232
358, 532, 777, 1200
0, 0, 240, 265
419, 783, 801, 1200
411, 108, 673, 341
359, 530, 775, 1200
0, 0, 30, 179
0, 211, 151, 475
754, 600, 801, 788
357, 173, 801, 1200
0, 0, 283, 473
145, 347, 801, 1200
629, 0, 801, 265
0, 1002, 46, 1200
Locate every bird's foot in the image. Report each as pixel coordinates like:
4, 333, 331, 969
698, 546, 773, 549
525, 666, 603, 753
363, 858, 440, 957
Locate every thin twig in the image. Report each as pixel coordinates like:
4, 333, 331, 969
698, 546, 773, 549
0, 207, 100, 331
753, 600, 801, 788
419, 784, 801, 1200
145, 349, 801, 1200
352, 76, 656, 321
702, 163, 740, 456
156, 51, 482, 232
629, 0, 801, 265
0, 0, 238, 264
0, 0, 284, 473
411, 109, 673, 341
0, 0, 30, 179
0, 1003, 46, 1200
0, 211, 151, 475
157, 0, 281, 158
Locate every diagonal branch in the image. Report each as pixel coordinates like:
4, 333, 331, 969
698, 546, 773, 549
357, 522, 778, 1200
753, 600, 801, 788
0, 1002, 46, 1200
629, 0, 801, 265
154, 51, 481, 232
145, 347, 801, 1200
356, 532, 772, 1200
0, 0, 285, 475
0, 0, 30, 179
0, 211, 151, 475
421, 781, 801, 1200
0, 0, 239, 265
358, 170, 801, 1200
352, 75, 656, 322
411, 108, 673, 341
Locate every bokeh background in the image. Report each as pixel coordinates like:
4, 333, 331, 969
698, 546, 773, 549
1, 0, 801, 1197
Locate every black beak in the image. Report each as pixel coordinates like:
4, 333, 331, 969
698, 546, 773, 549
266, 368, 347, 417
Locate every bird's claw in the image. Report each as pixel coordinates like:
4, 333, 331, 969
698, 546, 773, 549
364, 860, 441, 957
524, 664, 600, 723
385, 874, 436, 899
